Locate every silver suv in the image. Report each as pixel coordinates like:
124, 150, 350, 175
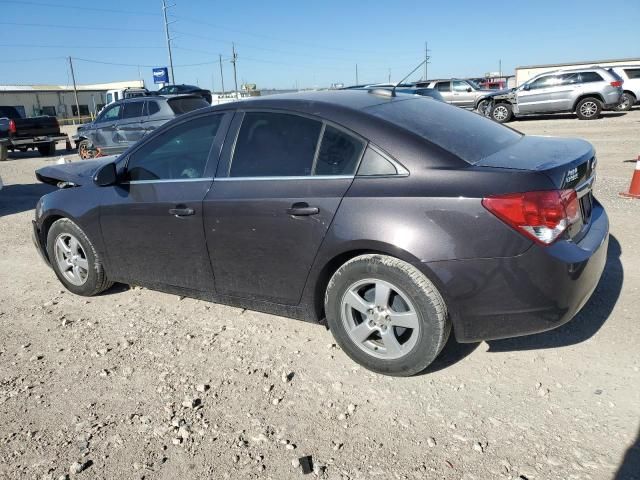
418, 79, 498, 110
485, 67, 623, 123
607, 66, 640, 111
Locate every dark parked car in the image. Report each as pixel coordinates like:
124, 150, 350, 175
73, 95, 210, 158
1, 106, 69, 161
155, 84, 213, 104
32, 90, 608, 376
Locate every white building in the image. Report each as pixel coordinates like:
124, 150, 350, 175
515, 58, 640, 86
0, 80, 144, 121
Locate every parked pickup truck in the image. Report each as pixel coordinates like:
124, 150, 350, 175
0, 106, 69, 161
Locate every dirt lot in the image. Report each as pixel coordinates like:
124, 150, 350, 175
1, 110, 639, 480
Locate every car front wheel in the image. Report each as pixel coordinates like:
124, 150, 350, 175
325, 254, 450, 376
46, 218, 113, 296
490, 103, 513, 123
616, 92, 635, 112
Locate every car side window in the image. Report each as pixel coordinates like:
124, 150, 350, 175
559, 73, 580, 85
147, 101, 161, 115
230, 112, 322, 177
314, 125, 364, 176
121, 101, 144, 120
96, 104, 121, 123
357, 147, 399, 176
623, 68, 640, 79
452, 81, 469, 92
527, 75, 555, 90
436, 82, 451, 92
578, 71, 604, 83
126, 114, 222, 181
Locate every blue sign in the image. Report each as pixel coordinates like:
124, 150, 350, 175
153, 67, 169, 84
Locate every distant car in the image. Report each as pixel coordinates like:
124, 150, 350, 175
484, 67, 623, 123
414, 78, 501, 111
155, 84, 212, 104
73, 95, 210, 158
33, 89, 608, 376
1, 106, 69, 161
607, 66, 640, 111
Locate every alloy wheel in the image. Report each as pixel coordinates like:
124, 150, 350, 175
580, 101, 598, 118
340, 279, 420, 360
54, 233, 89, 286
492, 105, 508, 121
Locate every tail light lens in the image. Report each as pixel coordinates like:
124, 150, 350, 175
8, 119, 17, 134
610, 81, 623, 87
482, 190, 580, 245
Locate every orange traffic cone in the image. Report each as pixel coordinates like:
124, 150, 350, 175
620, 156, 640, 199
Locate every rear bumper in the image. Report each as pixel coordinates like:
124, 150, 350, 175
423, 201, 609, 343
9, 135, 69, 146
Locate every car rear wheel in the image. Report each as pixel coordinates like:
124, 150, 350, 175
616, 92, 635, 112
490, 103, 513, 123
325, 254, 450, 376
37, 142, 56, 156
46, 218, 113, 296
576, 97, 602, 120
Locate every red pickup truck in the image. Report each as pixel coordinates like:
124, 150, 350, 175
0, 106, 69, 161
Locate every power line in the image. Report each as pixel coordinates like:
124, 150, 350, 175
0, 21, 158, 33
0, 43, 163, 49
0, 0, 159, 16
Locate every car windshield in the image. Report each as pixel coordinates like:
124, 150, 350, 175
466, 80, 482, 89
367, 97, 522, 164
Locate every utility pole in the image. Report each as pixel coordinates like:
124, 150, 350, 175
68, 56, 81, 125
424, 41, 431, 81
231, 43, 239, 99
219, 54, 225, 94
355, 64, 358, 85
499, 59, 502, 77
388, 68, 391, 83
161, 0, 175, 84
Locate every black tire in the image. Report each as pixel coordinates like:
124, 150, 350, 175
78, 139, 95, 160
616, 92, 636, 112
476, 99, 489, 115
575, 97, 602, 120
325, 254, 450, 376
0, 143, 7, 162
490, 103, 513, 123
37, 141, 56, 156
46, 218, 113, 296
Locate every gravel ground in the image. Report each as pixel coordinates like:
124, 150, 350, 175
1, 109, 639, 480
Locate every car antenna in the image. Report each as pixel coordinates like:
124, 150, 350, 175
391, 59, 428, 97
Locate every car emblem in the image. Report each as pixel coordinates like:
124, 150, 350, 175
565, 167, 579, 184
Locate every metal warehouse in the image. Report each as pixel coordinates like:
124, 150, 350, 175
0, 80, 144, 121
515, 58, 640, 86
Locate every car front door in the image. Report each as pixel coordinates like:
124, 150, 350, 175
451, 80, 475, 108
99, 112, 231, 291
203, 111, 366, 305
90, 103, 122, 149
516, 74, 559, 114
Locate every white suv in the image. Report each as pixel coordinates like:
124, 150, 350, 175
607, 66, 640, 111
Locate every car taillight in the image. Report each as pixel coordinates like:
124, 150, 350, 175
610, 81, 623, 87
8, 119, 17, 134
482, 190, 580, 245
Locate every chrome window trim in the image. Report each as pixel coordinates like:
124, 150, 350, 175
127, 178, 213, 185
215, 175, 354, 182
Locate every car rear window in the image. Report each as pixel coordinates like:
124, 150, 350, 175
623, 68, 640, 79
168, 97, 209, 115
367, 98, 522, 164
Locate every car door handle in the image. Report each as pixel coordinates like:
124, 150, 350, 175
169, 207, 195, 217
287, 202, 319, 216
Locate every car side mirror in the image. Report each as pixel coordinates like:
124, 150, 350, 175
522, 84, 530, 91
466, 87, 472, 92
94, 162, 117, 187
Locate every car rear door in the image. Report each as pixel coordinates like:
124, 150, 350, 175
434, 81, 453, 103
203, 110, 366, 305
99, 111, 232, 291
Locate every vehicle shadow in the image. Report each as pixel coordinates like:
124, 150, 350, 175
487, 234, 622, 352
0, 183, 56, 217
615, 427, 640, 480
420, 336, 481, 374
513, 112, 627, 122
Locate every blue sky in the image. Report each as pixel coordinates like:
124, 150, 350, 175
1, 0, 639, 90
